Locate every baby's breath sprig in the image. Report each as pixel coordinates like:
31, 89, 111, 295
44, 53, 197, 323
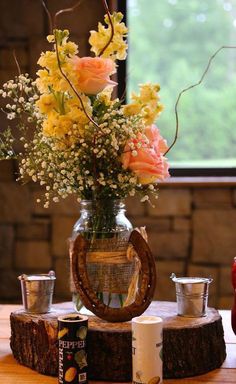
0, 128, 15, 160
0, 74, 41, 159
0, 5, 169, 207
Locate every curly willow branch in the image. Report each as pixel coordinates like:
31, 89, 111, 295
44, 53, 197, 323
98, 0, 115, 57
53, 0, 84, 28
12, 50, 21, 76
43, 0, 98, 130
164, 45, 236, 156
54, 36, 100, 130
46, 0, 114, 129
40, 0, 53, 34
12, 50, 24, 99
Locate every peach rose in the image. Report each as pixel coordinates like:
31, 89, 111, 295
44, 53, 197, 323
145, 124, 169, 154
121, 124, 169, 184
73, 56, 117, 95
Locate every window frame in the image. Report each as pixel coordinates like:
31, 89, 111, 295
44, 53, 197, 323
116, 0, 236, 178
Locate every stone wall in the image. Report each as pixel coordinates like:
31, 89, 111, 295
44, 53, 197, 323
0, 1, 236, 309
1, 161, 236, 310
128, 183, 236, 309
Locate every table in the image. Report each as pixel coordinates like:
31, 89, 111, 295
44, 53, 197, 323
1, 304, 236, 384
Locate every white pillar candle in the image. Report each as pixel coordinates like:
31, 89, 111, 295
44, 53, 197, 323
132, 316, 163, 384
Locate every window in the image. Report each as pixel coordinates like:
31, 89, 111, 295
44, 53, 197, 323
120, 0, 236, 176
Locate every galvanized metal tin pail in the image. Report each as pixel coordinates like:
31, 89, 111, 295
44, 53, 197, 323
18, 270, 56, 313
170, 273, 213, 317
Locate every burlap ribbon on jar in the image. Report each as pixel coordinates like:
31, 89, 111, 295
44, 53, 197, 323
71, 229, 156, 322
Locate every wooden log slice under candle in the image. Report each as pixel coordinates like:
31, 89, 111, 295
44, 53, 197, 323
10, 301, 226, 381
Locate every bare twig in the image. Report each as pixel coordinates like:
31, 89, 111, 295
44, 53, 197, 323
40, 0, 102, 191
54, 0, 84, 28
164, 45, 236, 156
98, 0, 115, 57
39, 0, 89, 120
41, 0, 113, 129
12, 50, 21, 77
54, 34, 100, 130
40, 0, 98, 127
40, 0, 53, 34
12, 50, 25, 98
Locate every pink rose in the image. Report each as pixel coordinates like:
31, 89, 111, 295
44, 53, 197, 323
73, 56, 117, 95
121, 124, 169, 184
145, 124, 169, 154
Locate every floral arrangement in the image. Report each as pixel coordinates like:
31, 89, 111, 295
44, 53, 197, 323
0, 7, 169, 208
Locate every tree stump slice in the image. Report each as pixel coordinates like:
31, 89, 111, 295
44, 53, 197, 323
10, 301, 226, 381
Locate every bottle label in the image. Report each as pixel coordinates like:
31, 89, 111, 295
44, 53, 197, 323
58, 314, 88, 384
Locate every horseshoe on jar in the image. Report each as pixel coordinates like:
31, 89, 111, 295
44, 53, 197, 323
71, 229, 156, 322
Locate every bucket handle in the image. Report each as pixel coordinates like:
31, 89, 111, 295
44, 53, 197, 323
18, 270, 56, 281
170, 273, 213, 284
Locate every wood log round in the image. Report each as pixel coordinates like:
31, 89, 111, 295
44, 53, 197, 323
10, 301, 226, 381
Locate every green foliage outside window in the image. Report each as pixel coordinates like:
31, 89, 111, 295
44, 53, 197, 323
127, 0, 236, 167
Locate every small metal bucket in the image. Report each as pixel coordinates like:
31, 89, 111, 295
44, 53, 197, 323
170, 273, 213, 317
18, 271, 56, 313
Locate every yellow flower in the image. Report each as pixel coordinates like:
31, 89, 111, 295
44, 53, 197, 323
89, 12, 128, 60
36, 94, 57, 114
43, 113, 73, 139
68, 107, 87, 123
142, 106, 158, 126
47, 35, 55, 43
36, 31, 79, 95
97, 89, 113, 105
123, 103, 142, 116
42, 113, 56, 137
132, 83, 161, 104
125, 83, 164, 125
35, 70, 48, 93
67, 94, 92, 116
36, 64, 75, 94
62, 41, 78, 56
56, 115, 73, 136
37, 51, 58, 71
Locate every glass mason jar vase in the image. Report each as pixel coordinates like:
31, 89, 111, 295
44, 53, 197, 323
70, 199, 138, 313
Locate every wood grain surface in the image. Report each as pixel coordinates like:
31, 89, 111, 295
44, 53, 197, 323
1, 303, 236, 383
